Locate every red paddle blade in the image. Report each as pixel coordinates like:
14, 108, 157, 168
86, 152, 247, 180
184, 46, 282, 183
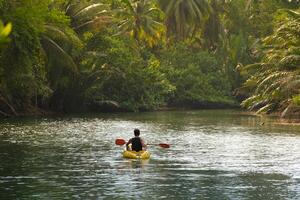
115, 138, 126, 145
159, 143, 170, 148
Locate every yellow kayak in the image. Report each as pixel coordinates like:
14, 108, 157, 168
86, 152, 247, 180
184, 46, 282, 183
122, 150, 151, 159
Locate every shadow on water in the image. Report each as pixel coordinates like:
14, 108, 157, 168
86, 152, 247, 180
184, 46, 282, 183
0, 138, 81, 199
0, 139, 31, 199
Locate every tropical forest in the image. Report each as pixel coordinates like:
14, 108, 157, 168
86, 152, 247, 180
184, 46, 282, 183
1, 1, 300, 199
0, 0, 299, 118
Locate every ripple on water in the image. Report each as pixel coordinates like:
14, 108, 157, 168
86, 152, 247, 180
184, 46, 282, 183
0, 110, 300, 199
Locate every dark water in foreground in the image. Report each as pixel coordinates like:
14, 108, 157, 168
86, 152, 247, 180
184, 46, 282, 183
0, 110, 299, 199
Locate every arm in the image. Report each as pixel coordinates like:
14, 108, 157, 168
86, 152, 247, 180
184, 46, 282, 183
126, 139, 132, 150
141, 138, 147, 150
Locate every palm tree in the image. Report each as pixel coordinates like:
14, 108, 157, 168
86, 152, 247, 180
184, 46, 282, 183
43, 1, 115, 111
42, 0, 111, 82
116, 0, 165, 47
202, 0, 224, 50
0, 20, 14, 116
64, 0, 112, 32
0, 0, 107, 113
240, 9, 300, 115
158, 0, 211, 39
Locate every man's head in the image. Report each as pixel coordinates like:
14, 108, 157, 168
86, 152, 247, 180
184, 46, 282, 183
134, 129, 140, 136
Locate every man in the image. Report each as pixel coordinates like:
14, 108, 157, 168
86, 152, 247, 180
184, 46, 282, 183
126, 129, 147, 151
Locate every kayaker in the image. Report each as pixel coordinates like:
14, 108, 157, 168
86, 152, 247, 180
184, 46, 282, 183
126, 129, 147, 151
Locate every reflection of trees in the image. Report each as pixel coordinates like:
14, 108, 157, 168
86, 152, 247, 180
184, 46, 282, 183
238, 172, 296, 199
0, 138, 76, 198
0, 138, 30, 198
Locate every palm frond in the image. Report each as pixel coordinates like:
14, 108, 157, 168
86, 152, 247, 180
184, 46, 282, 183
41, 35, 78, 73
241, 8, 300, 114
72, 3, 106, 18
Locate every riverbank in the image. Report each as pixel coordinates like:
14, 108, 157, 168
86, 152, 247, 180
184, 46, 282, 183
1, 110, 300, 127
0, 98, 239, 117
242, 111, 300, 126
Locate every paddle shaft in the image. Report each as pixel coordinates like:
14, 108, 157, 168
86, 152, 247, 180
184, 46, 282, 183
115, 138, 170, 148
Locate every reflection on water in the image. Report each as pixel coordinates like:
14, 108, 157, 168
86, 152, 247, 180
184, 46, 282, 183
0, 110, 299, 199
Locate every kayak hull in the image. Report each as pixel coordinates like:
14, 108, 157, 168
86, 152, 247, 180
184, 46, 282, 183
122, 150, 151, 159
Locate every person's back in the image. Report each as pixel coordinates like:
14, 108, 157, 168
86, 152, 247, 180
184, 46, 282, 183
126, 129, 146, 152
131, 136, 142, 151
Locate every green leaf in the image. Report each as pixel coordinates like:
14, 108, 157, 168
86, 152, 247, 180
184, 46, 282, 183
0, 22, 12, 37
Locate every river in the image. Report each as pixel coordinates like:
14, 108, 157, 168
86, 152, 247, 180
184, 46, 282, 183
0, 110, 299, 199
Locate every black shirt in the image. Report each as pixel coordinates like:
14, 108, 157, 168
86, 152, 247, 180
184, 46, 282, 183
130, 137, 142, 151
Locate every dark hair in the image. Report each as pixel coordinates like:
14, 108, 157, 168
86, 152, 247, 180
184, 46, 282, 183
134, 129, 140, 136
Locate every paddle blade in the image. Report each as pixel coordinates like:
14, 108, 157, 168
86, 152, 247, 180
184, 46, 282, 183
115, 138, 126, 145
159, 143, 170, 148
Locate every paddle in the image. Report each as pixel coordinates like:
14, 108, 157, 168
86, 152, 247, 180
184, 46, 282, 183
115, 138, 126, 146
115, 138, 170, 148
147, 143, 170, 148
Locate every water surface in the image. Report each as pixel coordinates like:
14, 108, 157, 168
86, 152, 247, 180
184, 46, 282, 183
0, 110, 299, 199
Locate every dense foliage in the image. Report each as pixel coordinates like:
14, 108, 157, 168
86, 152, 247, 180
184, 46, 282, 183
0, 0, 299, 117
158, 43, 234, 107
240, 8, 300, 116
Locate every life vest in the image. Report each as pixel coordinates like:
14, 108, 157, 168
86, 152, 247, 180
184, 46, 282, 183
131, 137, 142, 151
